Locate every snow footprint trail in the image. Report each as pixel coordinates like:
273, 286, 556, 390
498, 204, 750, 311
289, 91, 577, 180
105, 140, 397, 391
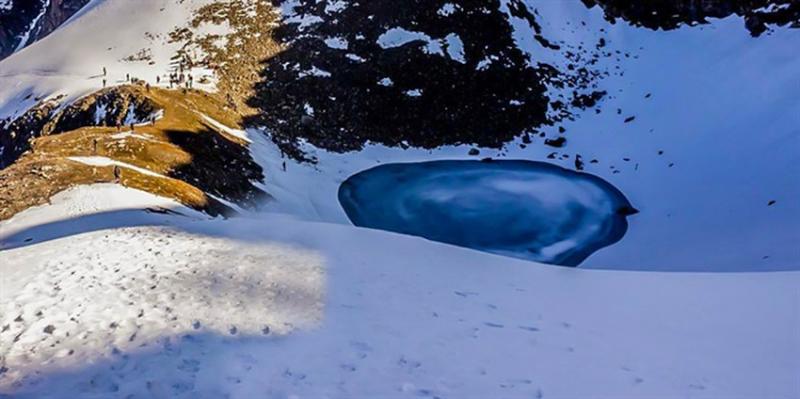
0, 226, 325, 393
0, 211, 796, 397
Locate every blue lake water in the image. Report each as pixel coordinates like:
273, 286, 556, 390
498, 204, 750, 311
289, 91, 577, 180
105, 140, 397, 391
338, 160, 637, 266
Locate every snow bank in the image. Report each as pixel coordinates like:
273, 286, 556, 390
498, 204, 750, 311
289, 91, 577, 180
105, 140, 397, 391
0, 184, 201, 251
68, 156, 163, 178
200, 114, 251, 143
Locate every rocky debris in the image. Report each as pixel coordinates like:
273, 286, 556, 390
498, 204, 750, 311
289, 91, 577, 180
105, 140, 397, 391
582, 0, 800, 36
0, 96, 64, 169
169, 0, 281, 115
575, 154, 585, 171
545, 137, 567, 148
571, 90, 607, 108
0, 0, 90, 60
122, 48, 154, 63
616, 205, 640, 216
246, 0, 609, 161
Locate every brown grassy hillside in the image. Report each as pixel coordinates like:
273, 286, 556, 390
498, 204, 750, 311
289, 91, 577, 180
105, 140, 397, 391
0, 85, 268, 220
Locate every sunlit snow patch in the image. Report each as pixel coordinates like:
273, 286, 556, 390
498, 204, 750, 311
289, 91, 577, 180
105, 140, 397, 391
339, 160, 636, 266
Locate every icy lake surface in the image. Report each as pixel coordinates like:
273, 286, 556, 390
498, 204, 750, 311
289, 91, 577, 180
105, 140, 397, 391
339, 160, 637, 266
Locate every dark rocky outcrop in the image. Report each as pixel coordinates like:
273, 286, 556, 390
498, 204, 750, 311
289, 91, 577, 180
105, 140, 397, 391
1, 87, 159, 168
582, 0, 800, 36
0, 0, 90, 60
246, 0, 607, 161
0, 97, 63, 169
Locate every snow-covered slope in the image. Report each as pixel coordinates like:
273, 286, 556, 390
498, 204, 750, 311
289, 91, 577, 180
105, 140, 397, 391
0, 0, 219, 120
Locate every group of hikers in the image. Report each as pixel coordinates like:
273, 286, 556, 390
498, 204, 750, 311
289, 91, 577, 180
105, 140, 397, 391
90, 137, 121, 183
99, 65, 195, 90
88, 62, 288, 185
168, 61, 195, 89
168, 72, 194, 89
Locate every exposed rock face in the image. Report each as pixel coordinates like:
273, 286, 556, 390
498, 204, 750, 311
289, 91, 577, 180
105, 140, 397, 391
244, 0, 798, 162
246, 0, 607, 161
1, 88, 159, 168
0, 0, 90, 60
582, 0, 800, 36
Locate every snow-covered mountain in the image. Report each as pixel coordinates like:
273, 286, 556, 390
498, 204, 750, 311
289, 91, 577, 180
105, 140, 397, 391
0, 0, 798, 397
0, 0, 90, 60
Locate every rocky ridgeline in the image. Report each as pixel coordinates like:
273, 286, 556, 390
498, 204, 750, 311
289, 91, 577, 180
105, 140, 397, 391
0, 86, 267, 221
1, 88, 159, 168
0, 1, 279, 220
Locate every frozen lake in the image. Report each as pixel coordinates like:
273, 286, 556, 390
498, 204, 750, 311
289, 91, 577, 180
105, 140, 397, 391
338, 160, 637, 266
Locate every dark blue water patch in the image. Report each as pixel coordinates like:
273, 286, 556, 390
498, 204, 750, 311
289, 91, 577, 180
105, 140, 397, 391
338, 160, 637, 266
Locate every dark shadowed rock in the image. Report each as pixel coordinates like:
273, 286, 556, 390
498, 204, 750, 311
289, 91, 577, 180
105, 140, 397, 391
581, 0, 800, 36
0, 0, 90, 60
545, 137, 567, 148
246, 0, 609, 161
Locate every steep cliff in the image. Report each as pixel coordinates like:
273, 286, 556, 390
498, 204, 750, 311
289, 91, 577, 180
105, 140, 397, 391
0, 0, 90, 60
